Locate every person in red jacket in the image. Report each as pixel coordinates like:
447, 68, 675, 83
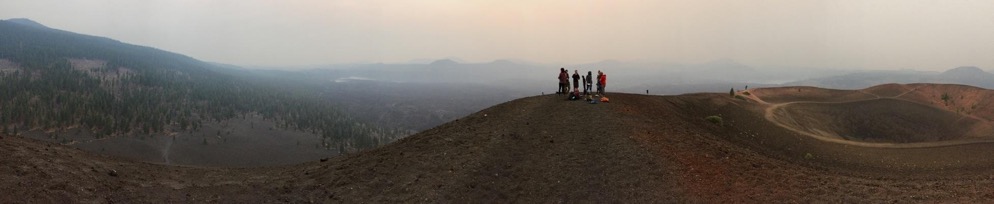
601, 73, 607, 95
597, 70, 607, 95
557, 68, 569, 95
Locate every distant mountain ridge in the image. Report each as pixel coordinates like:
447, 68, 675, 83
0, 18, 208, 74
938, 66, 994, 86
428, 58, 459, 66
942, 66, 986, 75
785, 66, 994, 89
4, 18, 48, 29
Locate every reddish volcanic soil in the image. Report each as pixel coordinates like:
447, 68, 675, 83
5, 83, 994, 202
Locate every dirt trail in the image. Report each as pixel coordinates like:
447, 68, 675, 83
611, 93, 994, 202
758, 89, 994, 148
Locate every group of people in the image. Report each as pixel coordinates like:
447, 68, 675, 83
557, 68, 606, 98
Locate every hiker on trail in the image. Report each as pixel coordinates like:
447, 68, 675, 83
583, 71, 594, 95
572, 70, 580, 93
557, 68, 569, 95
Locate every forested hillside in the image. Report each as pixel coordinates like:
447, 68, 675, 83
0, 19, 400, 151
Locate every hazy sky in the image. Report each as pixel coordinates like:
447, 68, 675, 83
2, 0, 993, 70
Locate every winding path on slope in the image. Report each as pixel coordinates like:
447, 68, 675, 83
758, 91, 994, 148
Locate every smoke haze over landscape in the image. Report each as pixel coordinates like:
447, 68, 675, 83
12, 1, 994, 202
3, 0, 994, 70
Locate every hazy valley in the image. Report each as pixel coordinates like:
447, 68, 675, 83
6, 18, 994, 167
6, 13, 994, 202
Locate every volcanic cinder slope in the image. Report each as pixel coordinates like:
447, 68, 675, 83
758, 83, 994, 146
5, 83, 994, 202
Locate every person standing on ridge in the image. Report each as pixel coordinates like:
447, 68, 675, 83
558, 68, 569, 95
595, 70, 602, 95
597, 71, 607, 95
583, 71, 594, 95
572, 70, 581, 93
581, 75, 587, 95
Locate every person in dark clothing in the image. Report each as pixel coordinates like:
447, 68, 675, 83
583, 71, 594, 95
595, 71, 601, 95
557, 68, 569, 95
571, 70, 580, 93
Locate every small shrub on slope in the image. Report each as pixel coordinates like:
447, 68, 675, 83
704, 115, 723, 126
